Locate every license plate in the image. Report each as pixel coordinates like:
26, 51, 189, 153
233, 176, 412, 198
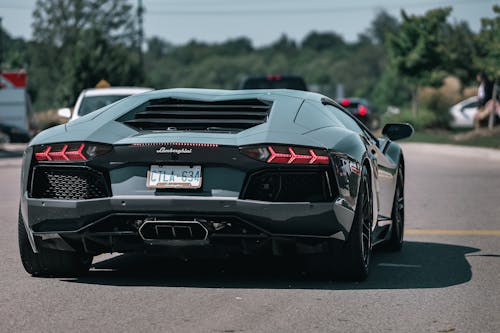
147, 165, 202, 189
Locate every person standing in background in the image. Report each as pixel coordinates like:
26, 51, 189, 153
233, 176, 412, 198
474, 72, 494, 129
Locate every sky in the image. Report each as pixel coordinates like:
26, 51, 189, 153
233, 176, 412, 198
0, 0, 497, 46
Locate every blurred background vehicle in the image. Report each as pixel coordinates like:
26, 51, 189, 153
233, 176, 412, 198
0, 71, 35, 141
0, 123, 31, 143
59, 86, 153, 121
338, 97, 380, 130
239, 75, 308, 91
449, 96, 500, 129
449, 96, 479, 129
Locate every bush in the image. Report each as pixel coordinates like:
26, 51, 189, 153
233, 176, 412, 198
382, 107, 438, 131
417, 76, 462, 127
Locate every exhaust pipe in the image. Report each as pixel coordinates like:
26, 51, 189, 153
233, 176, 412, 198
138, 220, 208, 241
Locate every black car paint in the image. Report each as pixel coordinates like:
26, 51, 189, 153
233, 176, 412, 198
20, 89, 405, 260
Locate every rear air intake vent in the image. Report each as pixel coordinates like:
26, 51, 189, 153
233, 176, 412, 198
120, 98, 272, 131
30, 166, 110, 200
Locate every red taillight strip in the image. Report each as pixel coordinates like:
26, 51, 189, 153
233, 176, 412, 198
266, 146, 329, 165
66, 143, 86, 161
35, 143, 87, 161
131, 142, 219, 148
267, 146, 291, 163
35, 146, 52, 161
48, 144, 69, 161
309, 149, 329, 165
288, 147, 312, 164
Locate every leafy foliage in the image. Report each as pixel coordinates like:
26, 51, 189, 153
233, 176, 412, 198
29, 0, 141, 108
1, 3, 497, 132
387, 7, 452, 87
475, 5, 500, 80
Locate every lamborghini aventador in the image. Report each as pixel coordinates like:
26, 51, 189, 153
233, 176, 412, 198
18, 88, 413, 280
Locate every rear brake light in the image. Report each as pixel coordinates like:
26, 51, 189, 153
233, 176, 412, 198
34, 143, 111, 162
241, 145, 329, 165
340, 99, 350, 107
358, 105, 368, 116
266, 74, 282, 81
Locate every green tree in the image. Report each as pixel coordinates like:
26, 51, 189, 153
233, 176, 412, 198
31, 0, 140, 109
387, 7, 452, 116
0, 27, 29, 70
367, 10, 400, 45
302, 31, 346, 52
475, 5, 500, 129
438, 21, 478, 83
475, 5, 500, 80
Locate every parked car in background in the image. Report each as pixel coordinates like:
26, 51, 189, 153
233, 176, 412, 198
338, 97, 380, 130
59, 87, 153, 121
0, 123, 32, 143
449, 96, 480, 129
240, 75, 308, 91
449, 96, 500, 129
0, 71, 35, 140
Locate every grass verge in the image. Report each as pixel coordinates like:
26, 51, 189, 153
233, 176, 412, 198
401, 129, 500, 149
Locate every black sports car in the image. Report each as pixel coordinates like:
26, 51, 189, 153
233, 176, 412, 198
19, 89, 412, 280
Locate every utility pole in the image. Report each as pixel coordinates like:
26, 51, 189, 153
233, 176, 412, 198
488, 80, 497, 131
137, 0, 144, 82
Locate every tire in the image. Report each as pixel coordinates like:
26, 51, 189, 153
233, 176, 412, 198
18, 209, 92, 277
340, 166, 373, 281
385, 166, 405, 251
306, 166, 373, 281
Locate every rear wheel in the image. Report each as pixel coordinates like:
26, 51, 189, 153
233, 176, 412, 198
386, 166, 405, 251
18, 210, 92, 277
340, 166, 373, 281
306, 166, 373, 281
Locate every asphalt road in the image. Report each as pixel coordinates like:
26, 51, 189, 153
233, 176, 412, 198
1, 143, 499, 333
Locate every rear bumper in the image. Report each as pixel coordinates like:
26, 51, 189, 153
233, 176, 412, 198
21, 192, 355, 254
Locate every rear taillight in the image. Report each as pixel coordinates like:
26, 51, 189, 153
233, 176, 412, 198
241, 145, 330, 165
340, 99, 350, 107
34, 142, 111, 162
357, 105, 368, 116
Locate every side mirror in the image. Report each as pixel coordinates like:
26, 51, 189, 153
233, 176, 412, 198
57, 107, 72, 119
382, 123, 414, 141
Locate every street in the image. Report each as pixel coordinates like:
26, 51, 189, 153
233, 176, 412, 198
0, 143, 499, 332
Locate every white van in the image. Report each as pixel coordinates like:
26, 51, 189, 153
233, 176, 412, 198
0, 72, 33, 142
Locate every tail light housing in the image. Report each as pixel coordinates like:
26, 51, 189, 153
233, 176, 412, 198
240, 145, 330, 165
34, 142, 112, 162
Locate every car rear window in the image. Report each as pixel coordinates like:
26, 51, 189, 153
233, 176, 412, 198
79, 95, 130, 116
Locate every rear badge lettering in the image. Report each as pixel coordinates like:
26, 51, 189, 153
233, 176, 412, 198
156, 147, 193, 154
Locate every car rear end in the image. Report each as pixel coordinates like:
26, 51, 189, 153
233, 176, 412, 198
21, 94, 352, 259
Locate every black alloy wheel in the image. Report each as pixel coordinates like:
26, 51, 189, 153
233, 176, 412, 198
386, 166, 405, 251
341, 166, 373, 281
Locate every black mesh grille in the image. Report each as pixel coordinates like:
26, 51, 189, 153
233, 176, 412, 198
30, 166, 110, 200
242, 170, 333, 202
121, 98, 272, 131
